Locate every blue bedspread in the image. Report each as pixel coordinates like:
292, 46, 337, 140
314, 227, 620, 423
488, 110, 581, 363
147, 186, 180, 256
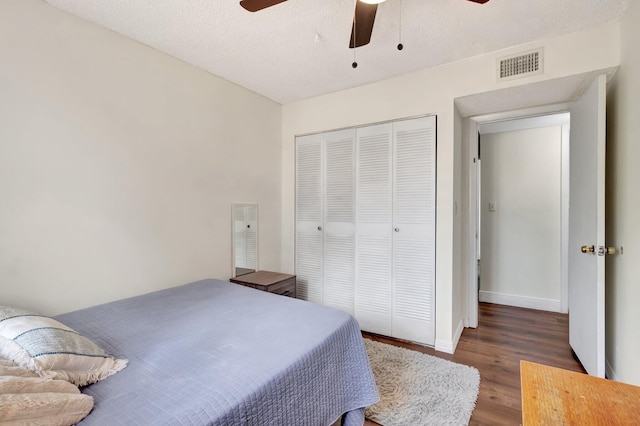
55, 279, 379, 425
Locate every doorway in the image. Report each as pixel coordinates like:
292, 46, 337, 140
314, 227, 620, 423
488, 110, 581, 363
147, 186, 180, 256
476, 114, 570, 314
457, 72, 612, 376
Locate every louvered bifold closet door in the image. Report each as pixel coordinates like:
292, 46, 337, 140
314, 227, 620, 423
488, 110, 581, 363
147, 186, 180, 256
355, 123, 393, 336
323, 129, 356, 315
295, 134, 323, 303
392, 116, 436, 345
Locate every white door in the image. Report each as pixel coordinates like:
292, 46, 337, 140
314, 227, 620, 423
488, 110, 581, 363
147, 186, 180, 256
568, 74, 606, 377
392, 116, 436, 345
355, 123, 393, 335
323, 129, 356, 314
295, 134, 324, 303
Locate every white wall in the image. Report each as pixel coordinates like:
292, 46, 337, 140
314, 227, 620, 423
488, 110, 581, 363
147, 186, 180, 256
0, 0, 282, 315
479, 126, 562, 310
282, 22, 620, 350
605, 0, 640, 385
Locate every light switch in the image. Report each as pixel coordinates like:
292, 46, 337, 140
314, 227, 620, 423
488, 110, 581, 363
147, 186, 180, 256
488, 201, 497, 212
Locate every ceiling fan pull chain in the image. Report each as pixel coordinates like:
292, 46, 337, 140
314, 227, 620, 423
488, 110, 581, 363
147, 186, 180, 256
352, 0, 358, 68
397, 0, 404, 51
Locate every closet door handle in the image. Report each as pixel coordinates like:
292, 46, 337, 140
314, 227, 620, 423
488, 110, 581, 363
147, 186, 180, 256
318, 226, 323, 231
394, 227, 400, 232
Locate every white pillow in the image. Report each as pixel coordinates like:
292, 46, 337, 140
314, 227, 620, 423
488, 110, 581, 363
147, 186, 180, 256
0, 305, 127, 386
0, 358, 95, 425
0, 375, 80, 394
0, 393, 94, 426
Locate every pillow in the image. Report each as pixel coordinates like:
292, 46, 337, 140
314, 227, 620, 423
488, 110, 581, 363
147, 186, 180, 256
0, 393, 94, 426
0, 375, 81, 395
0, 305, 127, 386
0, 357, 95, 425
0, 369, 94, 426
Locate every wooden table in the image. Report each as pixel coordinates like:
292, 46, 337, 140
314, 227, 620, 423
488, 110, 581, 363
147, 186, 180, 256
230, 270, 296, 298
521, 360, 640, 425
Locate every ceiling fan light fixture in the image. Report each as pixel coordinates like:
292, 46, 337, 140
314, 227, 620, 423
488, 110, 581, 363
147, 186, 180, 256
360, 0, 386, 4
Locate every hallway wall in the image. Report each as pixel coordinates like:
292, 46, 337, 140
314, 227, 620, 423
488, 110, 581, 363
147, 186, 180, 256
480, 125, 563, 311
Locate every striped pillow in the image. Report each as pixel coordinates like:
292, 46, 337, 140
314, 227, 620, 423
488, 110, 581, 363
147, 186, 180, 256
0, 306, 127, 386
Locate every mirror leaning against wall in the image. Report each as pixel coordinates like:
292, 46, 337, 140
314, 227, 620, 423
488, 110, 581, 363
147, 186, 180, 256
232, 203, 258, 278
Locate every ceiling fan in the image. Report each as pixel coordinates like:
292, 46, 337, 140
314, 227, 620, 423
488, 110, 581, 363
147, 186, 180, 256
239, 0, 491, 48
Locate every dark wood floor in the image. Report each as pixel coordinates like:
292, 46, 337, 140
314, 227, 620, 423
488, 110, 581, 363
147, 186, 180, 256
363, 303, 585, 426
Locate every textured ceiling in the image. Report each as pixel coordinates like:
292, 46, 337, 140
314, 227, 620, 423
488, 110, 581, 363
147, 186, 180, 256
44, 0, 629, 104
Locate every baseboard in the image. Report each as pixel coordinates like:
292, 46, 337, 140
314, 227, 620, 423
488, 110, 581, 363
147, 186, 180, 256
479, 290, 561, 313
606, 358, 618, 381
434, 319, 465, 355
434, 339, 454, 354
453, 318, 464, 351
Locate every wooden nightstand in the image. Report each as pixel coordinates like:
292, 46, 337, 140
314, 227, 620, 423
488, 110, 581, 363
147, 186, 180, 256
230, 271, 296, 298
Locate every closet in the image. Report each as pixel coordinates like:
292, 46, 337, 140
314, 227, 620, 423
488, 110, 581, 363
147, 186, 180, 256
295, 116, 436, 346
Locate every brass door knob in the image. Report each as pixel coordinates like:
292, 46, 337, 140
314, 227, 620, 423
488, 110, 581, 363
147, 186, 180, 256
581, 245, 595, 253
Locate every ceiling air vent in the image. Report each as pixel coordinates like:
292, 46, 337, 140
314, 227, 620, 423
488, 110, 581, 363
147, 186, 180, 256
497, 48, 544, 82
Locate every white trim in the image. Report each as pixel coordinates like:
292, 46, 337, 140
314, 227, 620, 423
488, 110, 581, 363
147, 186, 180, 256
434, 339, 454, 354
478, 112, 570, 135
434, 319, 465, 354
605, 359, 618, 381
560, 124, 570, 313
467, 120, 479, 328
479, 291, 561, 313
470, 103, 572, 123
453, 319, 464, 351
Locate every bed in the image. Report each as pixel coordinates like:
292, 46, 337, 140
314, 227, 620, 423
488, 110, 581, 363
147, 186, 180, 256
53, 279, 379, 425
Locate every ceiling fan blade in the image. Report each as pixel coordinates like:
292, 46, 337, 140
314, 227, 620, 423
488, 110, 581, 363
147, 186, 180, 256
466, 0, 490, 4
349, 1, 378, 48
240, 0, 287, 12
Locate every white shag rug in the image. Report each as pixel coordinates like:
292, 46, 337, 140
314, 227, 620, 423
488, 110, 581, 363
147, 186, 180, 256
364, 339, 480, 426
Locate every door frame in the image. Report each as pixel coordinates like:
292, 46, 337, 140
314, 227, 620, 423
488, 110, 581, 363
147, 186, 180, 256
466, 103, 572, 327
